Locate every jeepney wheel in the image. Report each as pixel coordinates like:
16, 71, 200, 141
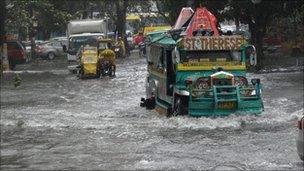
172, 96, 187, 116
146, 97, 155, 110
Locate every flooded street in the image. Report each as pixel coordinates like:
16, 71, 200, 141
1, 53, 303, 170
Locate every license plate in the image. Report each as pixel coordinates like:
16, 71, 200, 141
218, 102, 236, 109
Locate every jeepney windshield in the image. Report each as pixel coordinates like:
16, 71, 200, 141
180, 50, 242, 63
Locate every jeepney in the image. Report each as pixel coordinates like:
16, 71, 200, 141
141, 30, 263, 117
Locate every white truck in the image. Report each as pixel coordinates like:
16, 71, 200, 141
66, 20, 107, 62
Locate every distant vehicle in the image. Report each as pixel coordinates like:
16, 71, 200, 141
297, 115, 304, 161
35, 41, 64, 60
126, 30, 135, 50
263, 37, 282, 54
106, 31, 134, 50
35, 40, 45, 44
66, 20, 107, 62
5, 41, 26, 70
106, 32, 116, 40
50, 37, 68, 47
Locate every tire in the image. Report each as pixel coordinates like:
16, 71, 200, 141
172, 96, 187, 116
146, 97, 155, 110
109, 66, 115, 77
78, 68, 84, 79
47, 52, 55, 60
9, 61, 16, 70
101, 64, 107, 76
172, 97, 182, 116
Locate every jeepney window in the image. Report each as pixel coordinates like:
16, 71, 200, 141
180, 50, 242, 62
149, 45, 162, 68
158, 49, 166, 69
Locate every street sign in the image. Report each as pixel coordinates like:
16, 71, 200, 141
181, 36, 246, 51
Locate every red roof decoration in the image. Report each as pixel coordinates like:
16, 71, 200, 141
185, 7, 219, 37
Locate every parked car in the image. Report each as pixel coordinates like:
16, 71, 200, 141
263, 37, 282, 55
297, 115, 304, 161
35, 41, 65, 60
5, 41, 26, 70
50, 37, 68, 47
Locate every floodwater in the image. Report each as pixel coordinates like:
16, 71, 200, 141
1, 53, 303, 170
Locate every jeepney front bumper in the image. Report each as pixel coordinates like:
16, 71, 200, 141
187, 84, 263, 117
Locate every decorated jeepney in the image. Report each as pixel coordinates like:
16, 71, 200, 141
140, 7, 263, 117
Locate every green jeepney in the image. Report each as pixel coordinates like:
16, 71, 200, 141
140, 30, 263, 117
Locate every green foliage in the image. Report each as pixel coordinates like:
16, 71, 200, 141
13, 73, 21, 87
6, 0, 77, 38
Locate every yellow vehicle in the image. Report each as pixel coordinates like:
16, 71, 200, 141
98, 39, 116, 77
78, 45, 100, 78
77, 38, 116, 78
114, 37, 126, 58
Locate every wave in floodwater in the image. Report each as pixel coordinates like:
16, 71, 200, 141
3, 69, 69, 75
1, 61, 303, 132
1, 104, 302, 132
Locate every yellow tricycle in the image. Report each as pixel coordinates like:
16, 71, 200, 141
97, 39, 116, 77
77, 45, 100, 78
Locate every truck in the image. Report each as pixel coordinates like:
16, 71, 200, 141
140, 7, 263, 117
66, 20, 107, 63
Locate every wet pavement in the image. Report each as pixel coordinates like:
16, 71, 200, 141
1, 53, 303, 170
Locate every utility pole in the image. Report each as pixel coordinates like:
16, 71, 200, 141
29, 3, 36, 62
1, 0, 9, 73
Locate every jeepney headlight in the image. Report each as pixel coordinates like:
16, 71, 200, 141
251, 89, 262, 95
196, 77, 210, 89
234, 76, 247, 87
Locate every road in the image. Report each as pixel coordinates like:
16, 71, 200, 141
1, 53, 303, 170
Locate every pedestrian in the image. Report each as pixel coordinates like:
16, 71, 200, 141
124, 35, 130, 57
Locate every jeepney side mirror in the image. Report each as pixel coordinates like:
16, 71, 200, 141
172, 47, 180, 65
246, 45, 257, 66
168, 28, 184, 41
62, 45, 67, 52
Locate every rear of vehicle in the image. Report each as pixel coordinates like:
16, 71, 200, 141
66, 20, 107, 62
297, 116, 304, 161
79, 47, 99, 78
6, 41, 26, 70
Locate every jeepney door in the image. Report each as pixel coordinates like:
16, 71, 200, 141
156, 49, 167, 101
166, 50, 175, 96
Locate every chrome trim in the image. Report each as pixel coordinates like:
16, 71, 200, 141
175, 89, 190, 96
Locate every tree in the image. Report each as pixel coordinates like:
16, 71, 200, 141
155, 0, 188, 25
225, 0, 303, 68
